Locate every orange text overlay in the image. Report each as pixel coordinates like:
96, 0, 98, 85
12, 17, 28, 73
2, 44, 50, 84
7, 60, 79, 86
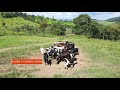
11, 58, 42, 64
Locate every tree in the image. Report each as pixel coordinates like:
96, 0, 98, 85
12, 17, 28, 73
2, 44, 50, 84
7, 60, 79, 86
73, 14, 92, 35
49, 22, 66, 36
14, 27, 20, 35
73, 14, 91, 27
2, 22, 6, 26
107, 24, 120, 40
86, 20, 101, 38
1, 21, 6, 35
39, 20, 48, 36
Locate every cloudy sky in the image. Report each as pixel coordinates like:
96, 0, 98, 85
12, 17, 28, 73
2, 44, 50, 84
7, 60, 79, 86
23, 12, 120, 20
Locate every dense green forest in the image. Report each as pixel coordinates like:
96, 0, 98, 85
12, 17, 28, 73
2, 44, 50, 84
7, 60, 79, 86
0, 12, 120, 41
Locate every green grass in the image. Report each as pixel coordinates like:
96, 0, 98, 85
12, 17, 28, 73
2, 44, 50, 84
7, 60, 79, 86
0, 70, 35, 78
65, 28, 73, 34
0, 35, 62, 48
0, 35, 120, 78
62, 21, 75, 27
53, 74, 64, 78
68, 35, 120, 78
0, 35, 67, 64
0, 36, 62, 68
46, 19, 75, 27
0, 43, 53, 64
0, 17, 39, 29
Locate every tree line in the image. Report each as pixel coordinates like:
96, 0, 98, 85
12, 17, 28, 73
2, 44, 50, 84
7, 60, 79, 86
39, 21, 66, 36
73, 14, 120, 41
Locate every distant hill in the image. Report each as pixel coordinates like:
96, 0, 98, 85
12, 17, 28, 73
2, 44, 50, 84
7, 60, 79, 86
89, 19, 116, 26
97, 20, 115, 26
106, 16, 120, 22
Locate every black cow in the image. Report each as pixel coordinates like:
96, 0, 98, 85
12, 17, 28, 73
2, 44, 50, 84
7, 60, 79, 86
43, 53, 52, 66
66, 43, 75, 50
70, 48, 79, 56
65, 41, 74, 45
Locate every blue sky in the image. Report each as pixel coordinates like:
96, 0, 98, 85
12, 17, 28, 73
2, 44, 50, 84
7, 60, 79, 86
23, 12, 120, 20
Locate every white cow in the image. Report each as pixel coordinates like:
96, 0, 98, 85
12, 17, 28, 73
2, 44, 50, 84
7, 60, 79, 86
40, 48, 46, 55
54, 46, 64, 54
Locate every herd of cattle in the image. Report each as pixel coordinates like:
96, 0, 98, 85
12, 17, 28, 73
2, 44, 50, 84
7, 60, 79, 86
40, 41, 79, 69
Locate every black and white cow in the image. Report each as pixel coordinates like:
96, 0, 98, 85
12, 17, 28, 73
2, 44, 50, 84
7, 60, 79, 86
56, 46, 78, 69
48, 47, 58, 59
40, 48, 52, 66
64, 57, 77, 69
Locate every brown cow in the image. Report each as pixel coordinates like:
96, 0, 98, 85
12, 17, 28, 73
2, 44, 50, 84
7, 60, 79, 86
56, 43, 66, 47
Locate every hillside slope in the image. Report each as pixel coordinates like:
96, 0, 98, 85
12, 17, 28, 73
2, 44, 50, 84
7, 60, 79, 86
0, 17, 40, 35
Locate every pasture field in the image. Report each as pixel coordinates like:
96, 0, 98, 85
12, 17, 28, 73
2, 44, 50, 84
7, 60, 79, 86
0, 35, 120, 78
97, 20, 115, 26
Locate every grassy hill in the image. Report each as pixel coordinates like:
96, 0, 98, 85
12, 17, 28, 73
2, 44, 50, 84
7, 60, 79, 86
0, 17, 39, 28
0, 16, 74, 36
106, 16, 120, 22
0, 17, 40, 35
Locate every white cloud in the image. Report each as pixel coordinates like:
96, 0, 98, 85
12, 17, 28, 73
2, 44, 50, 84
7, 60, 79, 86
90, 12, 120, 20
23, 12, 80, 20
23, 12, 120, 20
